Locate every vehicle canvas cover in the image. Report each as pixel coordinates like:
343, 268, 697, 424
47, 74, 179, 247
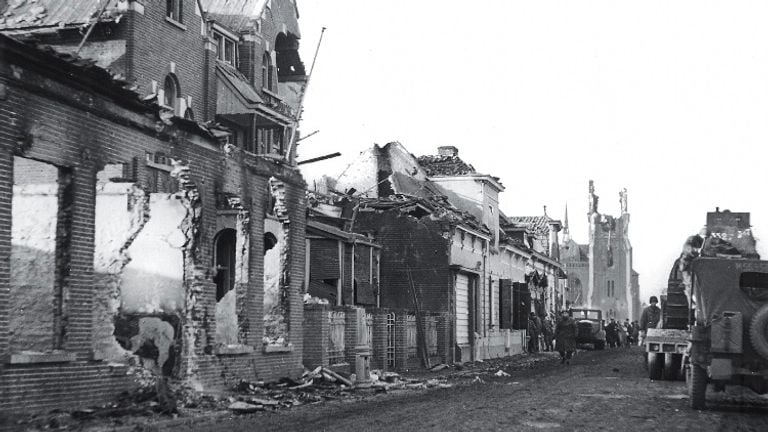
692, 258, 768, 324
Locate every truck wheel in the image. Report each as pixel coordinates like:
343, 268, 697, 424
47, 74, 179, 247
663, 353, 682, 381
688, 363, 707, 410
595, 341, 605, 350
749, 304, 768, 361
648, 353, 663, 380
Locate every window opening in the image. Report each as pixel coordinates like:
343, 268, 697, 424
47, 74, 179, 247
214, 229, 237, 301
163, 74, 179, 111
10, 157, 70, 352
167, 0, 183, 22
262, 52, 271, 90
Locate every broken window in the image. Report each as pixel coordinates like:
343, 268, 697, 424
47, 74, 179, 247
92, 161, 187, 375
214, 229, 237, 301
214, 228, 241, 346
10, 157, 71, 352
93, 163, 146, 361
263, 224, 286, 345
275, 33, 306, 81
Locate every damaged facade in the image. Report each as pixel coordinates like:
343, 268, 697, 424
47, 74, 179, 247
324, 143, 567, 363
1, 0, 308, 413
560, 181, 641, 320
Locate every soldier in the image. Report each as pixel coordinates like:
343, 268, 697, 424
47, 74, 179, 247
541, 315, 554, 352
639, 296, 661, 359
639, 296, 661, 335
555, 310, 577, 364
528, 312, 540, 353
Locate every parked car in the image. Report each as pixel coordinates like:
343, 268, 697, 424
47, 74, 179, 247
569, 308, 606, 350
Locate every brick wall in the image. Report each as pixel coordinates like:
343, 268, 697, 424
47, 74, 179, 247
354, 210, 452, 313
127, 1, 211, 120
0, 35, 307, 412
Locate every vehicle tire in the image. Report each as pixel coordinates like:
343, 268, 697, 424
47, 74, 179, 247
749, 304, 768, 361
648, 353, 663, 380
688, 363, 707, 410
595, 341, 605, 350
663, 353, 682, 381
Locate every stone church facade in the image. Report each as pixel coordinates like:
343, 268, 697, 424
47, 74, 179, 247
560, 181, 641, 320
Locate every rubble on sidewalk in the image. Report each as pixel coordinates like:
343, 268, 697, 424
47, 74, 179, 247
4, 353, 553, 431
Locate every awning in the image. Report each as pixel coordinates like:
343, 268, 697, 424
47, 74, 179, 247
216, 61, 262, 115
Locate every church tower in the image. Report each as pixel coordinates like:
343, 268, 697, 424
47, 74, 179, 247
586, 181, 639, 320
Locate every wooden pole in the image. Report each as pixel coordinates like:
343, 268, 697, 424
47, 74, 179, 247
407, 268, 431, 369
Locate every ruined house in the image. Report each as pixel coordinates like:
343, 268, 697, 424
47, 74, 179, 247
560, 181, 641, 320
334, 143, 546, 362
0, 0, 308, 413
305, 193, 381, 307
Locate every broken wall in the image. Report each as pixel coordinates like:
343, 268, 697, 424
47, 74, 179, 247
354, 210, 452, 313
92, 163, 188, 375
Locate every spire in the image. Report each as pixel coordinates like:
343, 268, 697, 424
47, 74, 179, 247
563, 203, 570, 242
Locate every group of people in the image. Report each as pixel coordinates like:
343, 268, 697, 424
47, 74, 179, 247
527, 310, 578, 365
605, 317, 641, 347
526, 312, 554, 353
524, 296, 665, 366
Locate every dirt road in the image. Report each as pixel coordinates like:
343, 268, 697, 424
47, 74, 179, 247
184, 346, 768, 432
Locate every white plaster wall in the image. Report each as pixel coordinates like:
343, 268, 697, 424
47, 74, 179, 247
263, 218, 286, 343
335, 147, 379, 198
93, 182, 145, 274
215, 289, 239, 345
121, 194, 186, 313
386, 142, 428, 181
92, 182, 148, 360
9, 184, 58, 352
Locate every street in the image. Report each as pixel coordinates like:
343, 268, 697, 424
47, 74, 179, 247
183, 347, 768, 432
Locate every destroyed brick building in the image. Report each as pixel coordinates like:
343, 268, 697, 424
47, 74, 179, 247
0, 0, 308, 413
560, 181, 641, 320
327, 143, 567, 362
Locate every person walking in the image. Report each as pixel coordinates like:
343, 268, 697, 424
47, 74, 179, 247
541, 315, 554, 352
554, 310, 577, 364
527, 312, 540, 353
605, 318, 619, 348
632, 321, 640, 346
623, 319, 633, 346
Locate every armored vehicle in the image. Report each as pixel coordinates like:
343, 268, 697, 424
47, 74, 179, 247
687, 258, 768, 409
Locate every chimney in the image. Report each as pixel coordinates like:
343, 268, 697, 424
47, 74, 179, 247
438, 146, 459, 157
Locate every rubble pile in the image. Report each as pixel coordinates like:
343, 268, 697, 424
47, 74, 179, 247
2, 353, 559, 430
224, 366, 453, 414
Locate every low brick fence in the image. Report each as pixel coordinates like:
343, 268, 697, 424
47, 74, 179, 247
303, 304, 450, 372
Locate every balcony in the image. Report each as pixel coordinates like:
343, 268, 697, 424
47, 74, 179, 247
261, 88, 295, 120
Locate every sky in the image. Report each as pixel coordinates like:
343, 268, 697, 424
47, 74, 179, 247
293, 0, 768, 301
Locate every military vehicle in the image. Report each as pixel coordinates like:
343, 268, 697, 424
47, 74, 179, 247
651, 209, 768, 409
569, 308, 606, 350
645, 258, 689, 381
687, 258, 768, 409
